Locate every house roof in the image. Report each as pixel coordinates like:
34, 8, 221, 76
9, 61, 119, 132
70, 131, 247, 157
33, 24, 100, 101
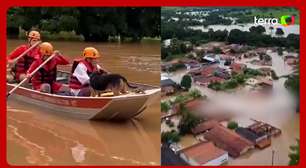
162, 144, 188, 166
192, 120, 220, 135
258, 79, 273, 86
204, 125, 254, 158
235, 127, 260, 142
161, 79, 177, 87
230, 63, 246, 73
185, 99, 206, 113
180, 141, 227, 165
196, 76, 225, 84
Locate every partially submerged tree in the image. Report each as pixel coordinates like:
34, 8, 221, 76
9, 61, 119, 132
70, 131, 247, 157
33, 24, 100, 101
178, 105, 201, 135
180, 75, 192, 91
188, 89, 203, 99
161, 101, 171, 113
161, 130, 181, 144
288, 139, 300, 165
227, 121, 238, 130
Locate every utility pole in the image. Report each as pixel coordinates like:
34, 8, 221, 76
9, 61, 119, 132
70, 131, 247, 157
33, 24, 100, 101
272, 149, 275, 166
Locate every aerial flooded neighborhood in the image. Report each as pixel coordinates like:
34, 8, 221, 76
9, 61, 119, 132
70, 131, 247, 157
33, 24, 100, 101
161, 7, 299, 166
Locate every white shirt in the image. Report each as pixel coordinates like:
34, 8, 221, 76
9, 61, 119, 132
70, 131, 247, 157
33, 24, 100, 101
70, 63, 90, 96
73, 63, 90, 85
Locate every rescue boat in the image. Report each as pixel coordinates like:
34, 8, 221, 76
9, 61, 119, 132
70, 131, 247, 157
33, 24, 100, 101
7, 70, 160, 120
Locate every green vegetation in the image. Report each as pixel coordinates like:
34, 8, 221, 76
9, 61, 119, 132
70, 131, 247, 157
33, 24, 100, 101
161, 101, 171, 112
161, 130, 181, 143
226, 7, 300, 24
180, 75, 192, 90
178, 105, 201, 135
188, 89, 203, 99
173, 95, 190, 104
162, 23, 299, 61
208, 68, 263, 91
249, 25, 266, 34
277, 47, 284, 56
162, 38, 192, 61
243, 68, 263, 78
288, 139, 300, 165
7, 7, 160, 42
227, 121, 239, 130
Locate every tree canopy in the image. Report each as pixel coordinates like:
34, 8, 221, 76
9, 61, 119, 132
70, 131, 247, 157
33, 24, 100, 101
7, 7, 160, 42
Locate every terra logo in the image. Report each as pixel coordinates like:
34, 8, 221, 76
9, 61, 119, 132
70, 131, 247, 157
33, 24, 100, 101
280, 15, 295, 26
254, 15, 295, 26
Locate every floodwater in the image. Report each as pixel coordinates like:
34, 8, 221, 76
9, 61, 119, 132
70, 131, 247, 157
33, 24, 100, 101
189, 23, 300, 37
162, 50, 299, 165
7, 39, 161, 166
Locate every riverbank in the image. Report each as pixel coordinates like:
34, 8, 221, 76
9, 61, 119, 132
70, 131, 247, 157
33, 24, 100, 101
9, 30, 161, 42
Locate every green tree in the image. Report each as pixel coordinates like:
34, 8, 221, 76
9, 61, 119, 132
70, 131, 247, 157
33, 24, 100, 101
7, 7, 161, 42
227, 121, 238, 130
180, 75, 192, 90
249, 25, 266, 34
161, 131, 181, 143
188, 89, 202, 99
178, 107, 201, 135
288, 139, 300, 165
161, 101, 171, 112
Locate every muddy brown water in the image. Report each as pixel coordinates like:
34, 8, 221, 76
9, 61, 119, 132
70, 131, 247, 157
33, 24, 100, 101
6, 39, 161, 166
162, 50, 299, 165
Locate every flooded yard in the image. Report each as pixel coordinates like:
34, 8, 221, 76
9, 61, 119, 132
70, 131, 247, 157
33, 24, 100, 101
162, 50, 299, 165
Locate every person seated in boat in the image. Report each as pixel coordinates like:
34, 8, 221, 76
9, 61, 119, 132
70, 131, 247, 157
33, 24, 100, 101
69, 47, 109, 97
7, 30, 42, 83
26, 42, 70, 93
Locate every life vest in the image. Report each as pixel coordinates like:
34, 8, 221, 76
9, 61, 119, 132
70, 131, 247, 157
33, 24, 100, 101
69, 59, 96, 89
31, 61, 57, 93
13, 47, 39, 80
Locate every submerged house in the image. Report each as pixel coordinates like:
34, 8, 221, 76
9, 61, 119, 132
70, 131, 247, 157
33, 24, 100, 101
161, 78, 178, 96
191, 120, 220, 135
230, 63, 247, 74
204, 125, 254, 158
180, 141, 228, 166
235, 127, 271, 149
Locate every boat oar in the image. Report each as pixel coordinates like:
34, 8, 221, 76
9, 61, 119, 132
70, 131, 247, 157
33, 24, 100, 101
7, 53, 57, 98
7, 41, 41, 65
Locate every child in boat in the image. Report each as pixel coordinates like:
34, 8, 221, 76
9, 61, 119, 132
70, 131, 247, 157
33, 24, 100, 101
69, 47, 109, 97
7, 30, 42, 83
26, 42, 70, 94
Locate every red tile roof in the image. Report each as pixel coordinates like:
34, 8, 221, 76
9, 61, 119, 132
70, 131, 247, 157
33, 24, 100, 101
201, 64, 218, 77
180, 141, 227, 165
185, 99, 206, 113
230, 63, 246, 73
196, 76, 225, 84
204, 125, 254, 158
192, 120, 220, 135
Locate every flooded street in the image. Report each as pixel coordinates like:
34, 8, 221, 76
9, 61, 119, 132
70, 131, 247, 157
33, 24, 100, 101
162, 51, 299, 165
7, 39, 161, 165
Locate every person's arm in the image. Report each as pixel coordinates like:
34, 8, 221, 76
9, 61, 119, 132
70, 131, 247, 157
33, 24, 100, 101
26, 60, 40, 76
55, 52, 69, 65
73, 63, 90, 85
7, 45, 28, 61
